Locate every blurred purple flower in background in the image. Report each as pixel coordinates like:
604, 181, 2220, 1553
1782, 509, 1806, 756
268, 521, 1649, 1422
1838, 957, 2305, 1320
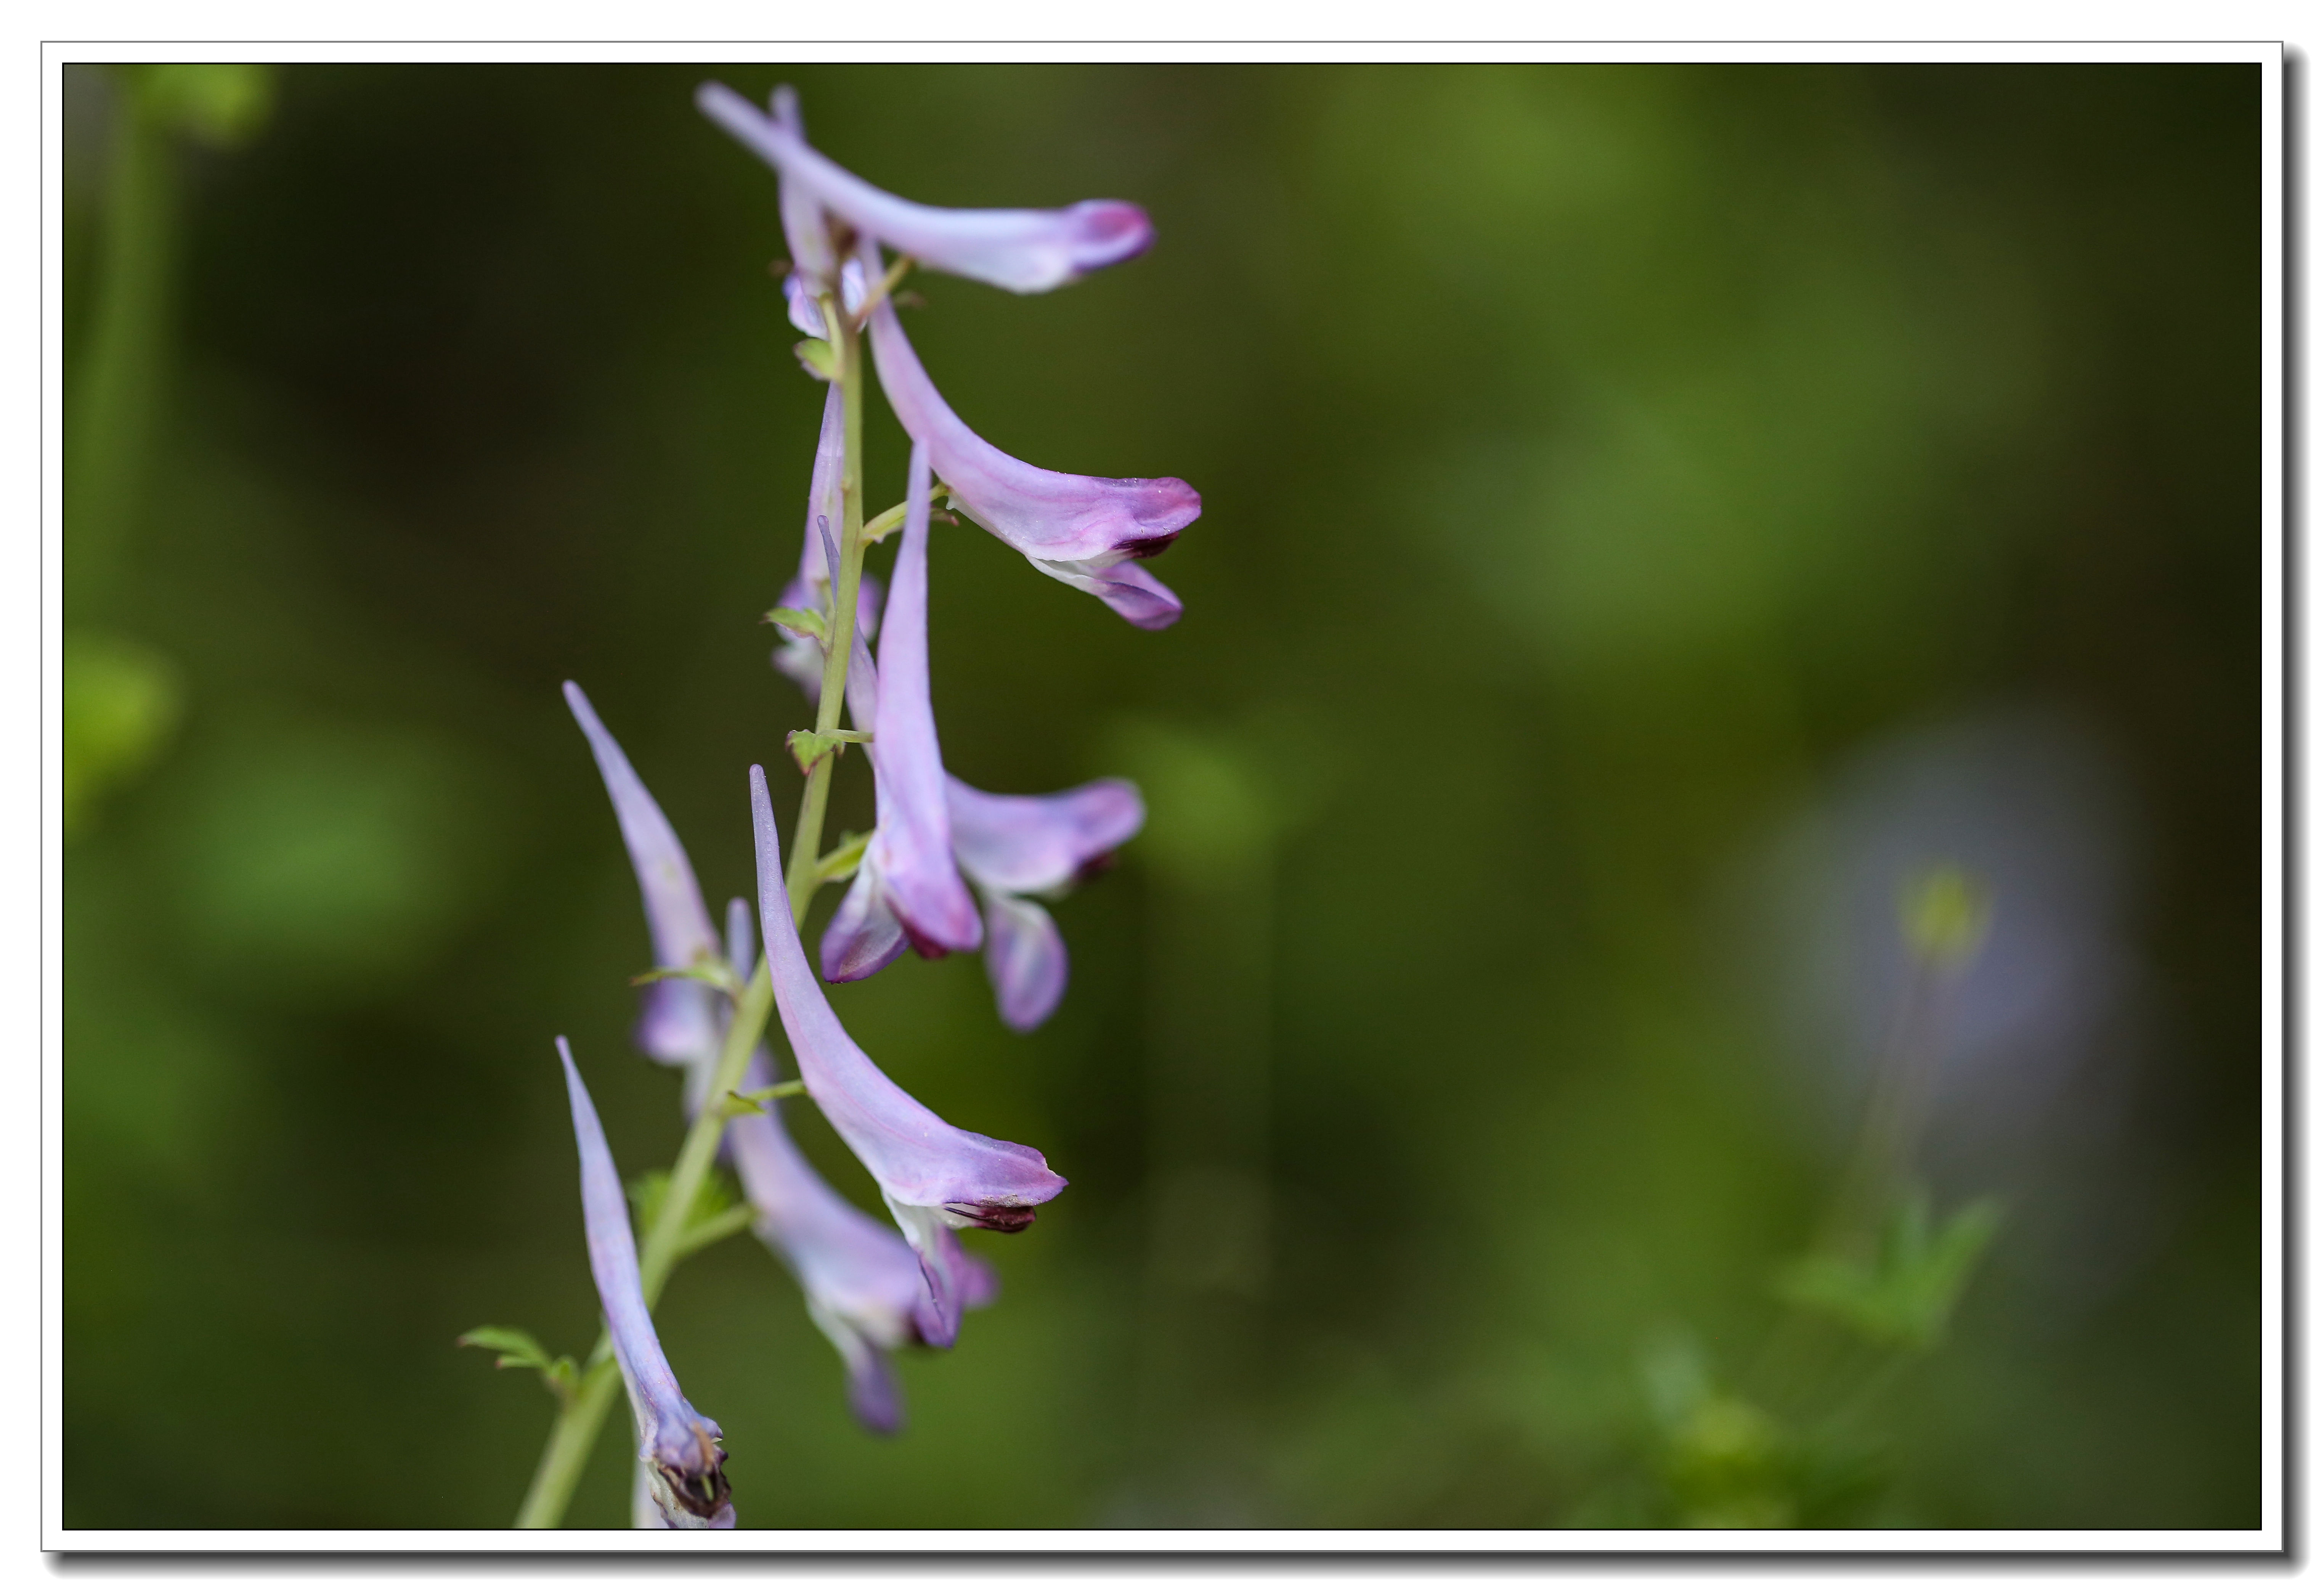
559, 1041, 735, 1529
1742, 704, 2155, 1314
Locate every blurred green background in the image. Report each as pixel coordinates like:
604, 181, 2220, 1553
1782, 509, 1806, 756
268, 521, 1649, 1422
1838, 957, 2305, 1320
60, 63, 2259, 1529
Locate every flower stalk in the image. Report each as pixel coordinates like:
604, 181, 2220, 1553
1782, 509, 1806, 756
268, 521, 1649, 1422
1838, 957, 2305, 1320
514, 280, 879, 1531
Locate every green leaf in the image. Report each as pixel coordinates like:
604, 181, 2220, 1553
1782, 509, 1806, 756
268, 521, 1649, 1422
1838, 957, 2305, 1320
787, 728, 872, 773
793, 339, 838, 380
765, 605, 826, 641
459, 1326, 579, 1404
1776, 1194, 2003, 1351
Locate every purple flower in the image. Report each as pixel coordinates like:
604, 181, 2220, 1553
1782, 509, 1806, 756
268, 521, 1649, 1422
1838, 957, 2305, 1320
563, 681, 726, 1106
770, 384, 883, 700
809, 478, 1145, 1025
948, 776, 1144, 1032
567, 686, 976, 1423
862, 281, 1196, 629
717, 894, 993, 1431
559, 1039, 735, 1529
752, 762, 1067, 1346
697, 82, 1154, 296
821, 440, 983, 980
728, 1045, 997, 1432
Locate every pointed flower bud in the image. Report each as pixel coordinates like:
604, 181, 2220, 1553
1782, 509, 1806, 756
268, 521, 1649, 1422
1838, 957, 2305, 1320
821, 440, 982, 980
560, 1039, 734, 1528
752, 763, 1065, 1346
948, 776, 1145, 1031
563, 682, 725, 1098
772, 384, 881, 700
697, 81, 1154, 295
863, 285, 1196, 627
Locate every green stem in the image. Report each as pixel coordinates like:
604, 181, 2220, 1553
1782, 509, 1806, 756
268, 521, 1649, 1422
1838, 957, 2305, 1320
69, 73, 177, 616
513, 286, 874, 1530
785, 290, 866, 917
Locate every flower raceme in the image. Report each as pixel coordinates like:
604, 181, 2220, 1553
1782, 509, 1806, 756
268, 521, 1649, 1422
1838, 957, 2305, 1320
817, 446, 1148, 1028
694, 79, 1199, 628
696, 81, 1154, 296
752, 761, 1067, 1346
567, 686, 989, 1428
559, 1040, 735, 1529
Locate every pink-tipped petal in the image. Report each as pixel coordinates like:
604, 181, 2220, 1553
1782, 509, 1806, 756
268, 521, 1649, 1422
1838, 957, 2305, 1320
981, 890, 1069, 1034
563, 683, 725, 1074
698, 82, 1152, 294
863, 291, 1201, 577
948, 776, 1145, 896
561, 1041, 734, 1528
751, 764, 1065, 1298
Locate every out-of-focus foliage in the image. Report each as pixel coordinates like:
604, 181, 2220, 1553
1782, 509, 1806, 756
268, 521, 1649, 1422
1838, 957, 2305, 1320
61, 63, 2259, 1529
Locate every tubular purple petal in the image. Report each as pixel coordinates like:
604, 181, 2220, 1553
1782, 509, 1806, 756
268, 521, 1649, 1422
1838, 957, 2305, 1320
768, 85, 837, 311
863, 290, 1201, 591
949, 776, 1145, 896
697, 81, 1152, 294
980, 891, 1070, 1034
821, 440, 981, 978
751, 765, 1065, 1320
727, 1051, 927, 1434
560, 1040, 734, 1528
563, 682, 724, 1074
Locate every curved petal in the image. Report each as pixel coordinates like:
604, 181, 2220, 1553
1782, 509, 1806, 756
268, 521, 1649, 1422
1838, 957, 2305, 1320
819, 859, 910, 985
948, 776, 1145, 896
728, 1052, 928, 1434
563, 682, 724, 1073
1032, 554, 1184, 631
751, 765, 1065, 1335
698, 82, 1152, 294
854, 439, 981, 959
980, 890, 1069, 1034
560, 1040, 734, 1528
863, 290, 1201, 579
